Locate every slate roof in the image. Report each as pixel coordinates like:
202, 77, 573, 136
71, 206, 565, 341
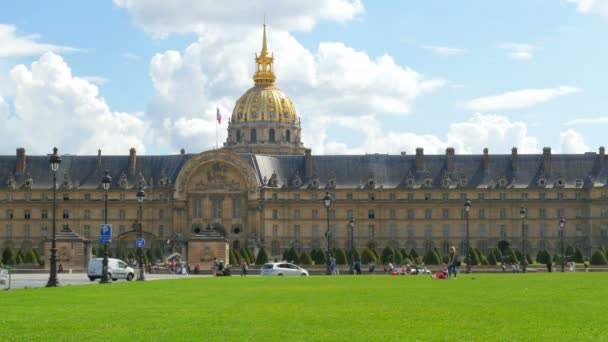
1, 151, 605, 190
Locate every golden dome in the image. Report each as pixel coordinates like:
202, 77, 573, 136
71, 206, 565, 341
230, 21, 298, 124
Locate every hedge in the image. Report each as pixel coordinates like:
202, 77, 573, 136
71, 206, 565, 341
255, 247, 269, 265
590, 250, 608, 265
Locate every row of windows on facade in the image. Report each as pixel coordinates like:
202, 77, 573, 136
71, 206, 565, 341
2, 192, 172, 202
191, 198, 241, 219
235, 128, 291, 144
4, 208, 165, 220
272, 207, 597, 220
264, 223, 604, 240
269, 191, 591, 202
3, 224, 167, 240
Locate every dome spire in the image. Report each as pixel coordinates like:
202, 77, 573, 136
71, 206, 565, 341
254, 19, 275, 87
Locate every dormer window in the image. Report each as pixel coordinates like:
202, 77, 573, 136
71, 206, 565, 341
575, 179, 583, 188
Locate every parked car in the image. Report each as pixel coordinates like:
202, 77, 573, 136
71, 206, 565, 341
87, 258, 135, 281
260, 262, 309, 276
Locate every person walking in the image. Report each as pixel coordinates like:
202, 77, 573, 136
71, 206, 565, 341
369, 261, 376, 274
211, 257, 219, 276
447, 246, 458, 279
240, 260, 248, 276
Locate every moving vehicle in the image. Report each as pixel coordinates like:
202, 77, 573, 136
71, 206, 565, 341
87, 258, 135, 281
260, 262, 309, 276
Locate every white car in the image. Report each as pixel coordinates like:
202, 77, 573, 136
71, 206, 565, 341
87, 258, 135, 281
260, 262, 309, 276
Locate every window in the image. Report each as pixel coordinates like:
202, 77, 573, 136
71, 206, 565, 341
272, 193, 277, 201
424, 193, 432, 201
294, 193, 300, 201
500, 225, 507, 239
390, 192, 396, 201
159, 209, 165, 220
294, 209, 301, 220
63, 193, 69, 201
120, 193, 126, 201
461, 225, 467, 238
62, 224, 70, 232
424, 225, 432, 240
119, 225, 126, 234
539, 208, 546, 219
478, 193, 485, 200
286, 129, 291, 143
346, 209, 353, 220
575, 208, 584, 219
6, 209, 13, 219
41, 210, 48, 219
575, 192, 583, 200
41, 225, 48, 239
539, 192, 546, 200
6, 193, 13, 201
312, 193, 319, 201
41, 193, 48, 201
347, 193, 353, 200
159, 225, 164, 238
312, 225, 319, 238
500, 193, 507, 200
272, 225, 278, 238
6, 224, 13, 239
269, 128, 276, 143
272, 210, 278, 219
460, 193, 467, 200
407, 193, 414, 201
24, 224, 30, 239
521, 193, 528, 200
63, 210, 69, 219
389, 209, 397, 219
442, 209, 449, 219
84, 225, 91, 238
24, 209, 31, 220
312, 209, 319, 219
25, 193, 32, 201
500, 208, 507, 220
407, 225, 415, 239
460, 208, 467, 219
557, 208, 565, 218
425, 208, 432, 219
368, 193, 375, 201
442, 225, 449, 239
478, 208, 485, 219
601, 208, 608, 218
250, 129, 257, 143
442, 193, 449, 200
119, 209, 126, 220
557, 192, 564, 200
213, 198, 223, 219
84, 209, 91, 220
407, 209, 415, 219
368, 225, 375, 239
192, 198, 202, 218
294, 225, 301, 240
84, 193, 91, 201
478, 225, 486, 238
329, 209, 336, 219
368, 209, 375, 219
236, 129, 242, 143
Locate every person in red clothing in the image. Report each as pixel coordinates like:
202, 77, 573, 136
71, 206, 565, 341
433, 270, 447, 279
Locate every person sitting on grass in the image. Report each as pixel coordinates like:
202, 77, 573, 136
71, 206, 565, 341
433, 268, 448, 279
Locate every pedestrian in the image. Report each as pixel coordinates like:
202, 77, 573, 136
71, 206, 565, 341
330, 258, 337, 275
447, 246, 458, 279
354, 260, 362, 275
501, 262, 506, 272
546, 261, 552, 273
211, 257, 219, 276
584, 262, 589, 272
194, 263, 200, 274
58, 264, 64, 273
240, 260, 248, 276
369, 261, 376, 274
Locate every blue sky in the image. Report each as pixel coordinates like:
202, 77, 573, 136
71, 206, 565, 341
0, 0, 607, 155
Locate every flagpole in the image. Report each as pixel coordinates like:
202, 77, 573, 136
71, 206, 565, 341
215, 117, 218, 149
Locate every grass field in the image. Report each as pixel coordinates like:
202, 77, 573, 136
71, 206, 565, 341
1, 273, 607, 341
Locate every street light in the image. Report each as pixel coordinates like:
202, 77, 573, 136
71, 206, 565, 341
100, 170, 112, 284
323, 191, 333, 275
349, 217, 356, 270
520, 206, 527, 273
136, 187, 145, 281
46, 147, 62, 287
464, 198, 471, 274
559, 216, 566, 272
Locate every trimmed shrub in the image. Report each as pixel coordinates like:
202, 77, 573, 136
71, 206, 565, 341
229, 249, 238, 265
574, 248, 584, 263
333, 248, 347, 265
423, 248, 442, 265
404, 257, 414, 265
467, 248, 479, 266
565, 245, 576, 260
347, 248, 361, 262
487, 251, 497, 265
536, 249, 548, 264
400, 249, 410, 260
361, 248, 377, 264
381, 246, 395, 264
2, 246, 16, 265
394, 250, 403, 265
298, 250, 313, 265
255, 247, 269, 265
492, 248, 502, 261
32, 249, 41, 265
285, 247, 299, 263
590, 250, 608, 265
282, 249, 290, 261
239, 249, 251, 264
145, 249, 152, 263
312, 249, 326, 265
409, 249, 419, 259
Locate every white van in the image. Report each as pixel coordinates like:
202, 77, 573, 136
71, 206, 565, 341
87, 258, 135, 281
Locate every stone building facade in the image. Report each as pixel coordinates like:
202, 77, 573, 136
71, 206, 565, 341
1, 25, 608, 267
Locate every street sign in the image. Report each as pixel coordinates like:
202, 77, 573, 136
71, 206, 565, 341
136, 238, 145, 248
100, 224, 112, 244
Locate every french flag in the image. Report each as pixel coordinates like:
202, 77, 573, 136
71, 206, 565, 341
216, 107, 222, 124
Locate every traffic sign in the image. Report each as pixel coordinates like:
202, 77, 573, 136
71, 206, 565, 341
136, 238, 145, 248
100, 224, 112, 243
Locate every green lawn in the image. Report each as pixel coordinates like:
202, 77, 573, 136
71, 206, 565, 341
1, 274, 607, 341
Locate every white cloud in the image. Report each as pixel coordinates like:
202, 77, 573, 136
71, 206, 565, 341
565, 0, 608, 18
560, 129, 590, 153
464, 86, 580, 111
0, 24, 79, 58
423, 45, 468, 56
82, 76, 109, 85
499, 43, 537, 60
0, 52, 147, 154
114, 0, 364, 36
565, 116, 608, 125
0, 95, 8, 117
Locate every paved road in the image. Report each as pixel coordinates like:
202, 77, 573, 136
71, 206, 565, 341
4, 273, 211, 290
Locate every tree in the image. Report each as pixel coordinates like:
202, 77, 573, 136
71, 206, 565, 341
497, 240, 510, 254
285, 247, 299, 263
229, 249, 238, 265
536, 249, 550, 264
565, 245, 575, 260
299, 250, 313, 265
32, 249, 42, 265
361, 248, 378, 264
2, 246, 16, 265
394, 249, 403, 265
381, 246, 395, 264
590, 250, 608, 265
467, 248, 479, 266
312, 249, 326, 265
255, 247, 269, 265
423, 248, 442, 265
400, 248, 410, 260
409, 248, 419, 259
487, 251, 498, 265
239, 249, 251, 264
574, 247, 584, 263
334, 248, 347, 265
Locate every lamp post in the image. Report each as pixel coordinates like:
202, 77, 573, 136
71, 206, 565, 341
559, 216, 565, 273
464, 198, 471, 274
520, 206, 527, 273
100, 170, 112, 283
349, 217, 356, 270
136, 187, 145, 281
323, 191, 333, 275
46, 147, 62, 287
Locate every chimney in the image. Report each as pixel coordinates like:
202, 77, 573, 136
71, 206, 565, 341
446, 147, 455, 172
180, 148, 185, 155
97, 149, 102, 167
543, 147, 552, 174
600, 146, 605, 172
129, 147, 137, 174
16, 148, 26, 173
304, 148, 312, 179
483, 148, 489, 171
511, 147, 518, 171
415, 148, 424, 172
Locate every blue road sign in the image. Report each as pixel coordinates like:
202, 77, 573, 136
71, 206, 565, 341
100, 224, 112, 243
136, 238, 145, 248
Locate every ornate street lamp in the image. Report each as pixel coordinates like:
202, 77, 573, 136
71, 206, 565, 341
100, 170, 112, 284
559, 216, 566, 272
349, 217, 356, 269
136, 187, 145, 281
46, 147, 62, 287
520, 206, 527, 273
323, 191, 333, 275
464, 198, 471, 274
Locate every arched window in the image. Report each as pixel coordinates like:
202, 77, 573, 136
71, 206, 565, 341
286, 129, 291, 143
269, 129, 276, 143
236, 129, 241, 143
251, 129, 257, 143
